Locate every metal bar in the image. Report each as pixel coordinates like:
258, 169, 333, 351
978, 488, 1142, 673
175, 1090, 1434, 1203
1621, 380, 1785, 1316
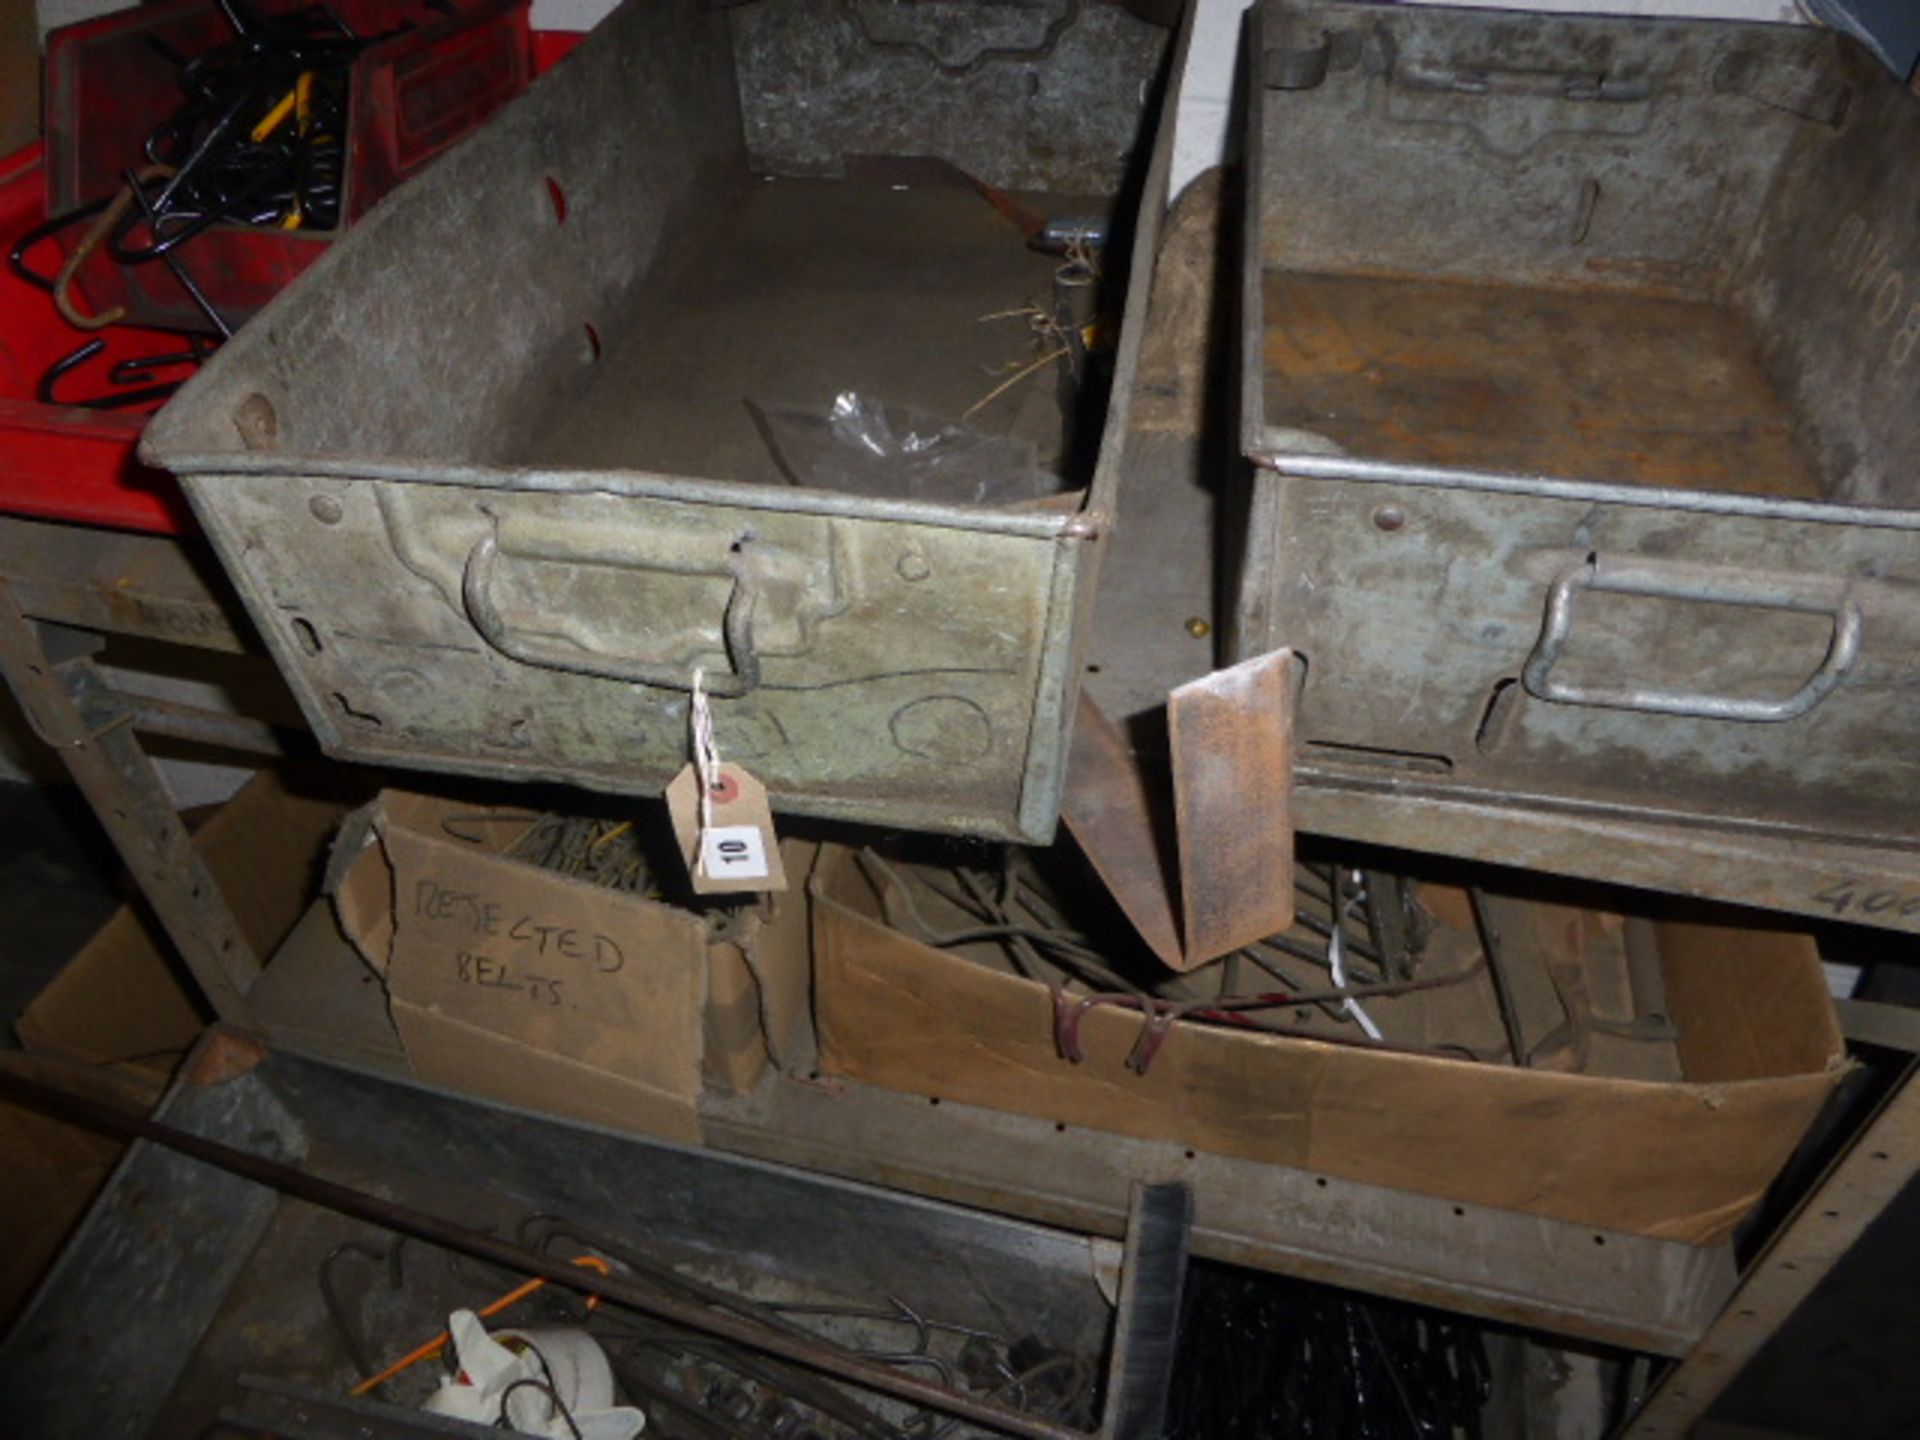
1099, 1183, 1191, 1440
1289, 777, 1920, 939
1618, 1060, 1920, 1438
1248, 448, 1920, 533
703, 1077, 1735, 1356
160, 453, 1088, 541
0, 582, 261, 1018
0, 1065, 1091, 1440
126, 696, 288, 756
58, 656, 288, 757
222, 1375, 517, 1440
1835, 998, 1920, 1053
0, 516, 250, 651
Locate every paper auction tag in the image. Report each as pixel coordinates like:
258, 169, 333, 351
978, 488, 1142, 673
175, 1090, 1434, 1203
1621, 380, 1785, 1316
666, 761, 787, 894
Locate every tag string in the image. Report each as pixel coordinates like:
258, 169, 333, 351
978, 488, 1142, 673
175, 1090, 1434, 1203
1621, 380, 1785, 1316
691, 668, 721, 837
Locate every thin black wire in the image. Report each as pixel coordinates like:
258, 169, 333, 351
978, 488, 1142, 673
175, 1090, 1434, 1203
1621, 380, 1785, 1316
499, 1375, 584, 1440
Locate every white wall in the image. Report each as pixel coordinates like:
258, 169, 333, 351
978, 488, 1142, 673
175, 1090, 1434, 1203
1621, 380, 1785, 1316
529, 0, 618, 30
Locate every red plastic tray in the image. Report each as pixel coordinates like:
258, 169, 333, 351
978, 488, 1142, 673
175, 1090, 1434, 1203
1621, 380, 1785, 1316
44, 0, 531, 332
1, 18, 568, 536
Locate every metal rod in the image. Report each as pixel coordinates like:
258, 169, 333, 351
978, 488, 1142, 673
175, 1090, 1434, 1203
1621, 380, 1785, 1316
0, 1065, 1089, 1440
121, 167, 235, 339
1468, 889, 1528, 1067
128, 696, 287, 756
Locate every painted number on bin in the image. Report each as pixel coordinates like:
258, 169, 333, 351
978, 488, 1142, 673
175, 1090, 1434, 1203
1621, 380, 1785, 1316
1811, 877, 1920, 921
1835, 213, 1920, 369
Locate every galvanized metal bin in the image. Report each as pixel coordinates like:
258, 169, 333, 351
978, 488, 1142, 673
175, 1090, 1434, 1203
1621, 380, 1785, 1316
144, 0, 1177, 843
0, 1039, 1145, 1439
1240, 0, 1920, 927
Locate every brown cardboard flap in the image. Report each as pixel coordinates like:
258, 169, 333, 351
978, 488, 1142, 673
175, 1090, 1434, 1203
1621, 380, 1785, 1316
332, 808, 396, 977
20, 768, 356, 1065
15, 908, 206, 1067
200, 768, 364, 960
704, 843, 820, 1092
1659, 919, 1845, 1083
390, 1001, 702, 1145
813, 849, 1845, 1245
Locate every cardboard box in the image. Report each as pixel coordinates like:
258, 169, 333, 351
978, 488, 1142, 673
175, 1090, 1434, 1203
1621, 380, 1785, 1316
333, 790, 811, 1144
15, 767, 354, 1060
5, 767, 358, 1323
812, 848, 1848, 1245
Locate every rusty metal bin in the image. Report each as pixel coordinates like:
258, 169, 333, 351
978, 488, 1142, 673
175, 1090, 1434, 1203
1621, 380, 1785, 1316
0, 1037, 1164, 1439
144, 0, 1177, 843
1239, 0, 1920, 929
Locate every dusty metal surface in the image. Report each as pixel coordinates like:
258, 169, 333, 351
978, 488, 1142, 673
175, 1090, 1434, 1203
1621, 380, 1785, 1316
523, 176, 1079, 482
1289, 762, 1920, 937
221, 1378, 506, 1440
1257, 478, 1920, 840
1239, 1, 1920, 906
144, 0, 1174, 843
0, 1067, 296, 1440
1619, 1062, 1920, 1439
703, 1074, 1738, 1357
1, 1067, 1092, 1440
1737, 37, 1920, 512
730, 0, 1170, 195
1262, 274, 1825, 498
1249, 3, 1821, 298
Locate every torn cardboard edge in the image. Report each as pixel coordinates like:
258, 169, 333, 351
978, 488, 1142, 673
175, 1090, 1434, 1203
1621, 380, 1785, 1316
1062, 649, 1295, 972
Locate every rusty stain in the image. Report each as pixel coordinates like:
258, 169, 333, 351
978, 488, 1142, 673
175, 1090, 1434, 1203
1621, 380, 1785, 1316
186, 1030, 269, 1088
1264, 271, 1825, 498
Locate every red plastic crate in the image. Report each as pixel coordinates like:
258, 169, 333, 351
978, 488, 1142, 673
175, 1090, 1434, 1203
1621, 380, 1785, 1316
44, 0, 531, 331
0, 19, 562, 534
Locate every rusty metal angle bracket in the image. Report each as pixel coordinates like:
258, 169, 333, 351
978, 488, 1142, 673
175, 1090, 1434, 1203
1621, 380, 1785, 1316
0, 580, 261, 1019
1618, 1059, 1920, 1438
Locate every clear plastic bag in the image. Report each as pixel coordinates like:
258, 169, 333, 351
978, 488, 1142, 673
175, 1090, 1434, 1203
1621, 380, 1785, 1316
753, 391, 1063, 507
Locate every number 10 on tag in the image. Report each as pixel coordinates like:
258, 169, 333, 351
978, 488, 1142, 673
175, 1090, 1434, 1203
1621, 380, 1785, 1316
665, 760, 787, 894
701, 825, 768, 881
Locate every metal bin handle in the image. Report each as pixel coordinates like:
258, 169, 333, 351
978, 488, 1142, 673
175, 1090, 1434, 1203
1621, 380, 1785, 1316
1521, 556, 1862, 723
462, 527, 762, 696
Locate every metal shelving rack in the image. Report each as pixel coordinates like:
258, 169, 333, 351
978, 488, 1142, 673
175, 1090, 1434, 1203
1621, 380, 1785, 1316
0, 510, 1913, 1434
